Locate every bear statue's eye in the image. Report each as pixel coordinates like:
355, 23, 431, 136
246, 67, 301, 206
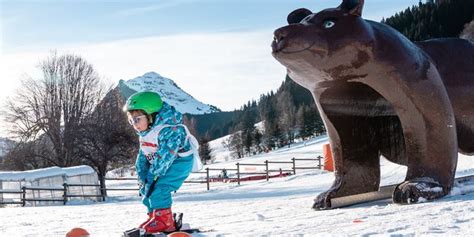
323, 20, 336, 29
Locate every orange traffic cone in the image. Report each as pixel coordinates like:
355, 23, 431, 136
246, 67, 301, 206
167, 232, 192, 237
66, 227, 90, 237
322, 143, 334, 172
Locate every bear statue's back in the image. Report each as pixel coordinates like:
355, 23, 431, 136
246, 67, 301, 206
416, 38, 474, 154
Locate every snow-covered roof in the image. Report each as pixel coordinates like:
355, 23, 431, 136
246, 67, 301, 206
0, 166, 65, 182
62, 165, 95, 176
0, 165, 96, 182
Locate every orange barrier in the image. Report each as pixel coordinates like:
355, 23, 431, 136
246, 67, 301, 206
323, 143, 334, 172
66, 228, 90, 237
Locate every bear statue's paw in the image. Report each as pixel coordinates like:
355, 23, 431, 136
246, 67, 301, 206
312, 191, 333, 210
392, 177, 447, 204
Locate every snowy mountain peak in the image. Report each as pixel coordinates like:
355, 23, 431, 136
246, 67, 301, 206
119, 72, 220, 115
142, 71, 161, 78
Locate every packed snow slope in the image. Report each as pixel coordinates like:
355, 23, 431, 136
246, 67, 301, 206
1, 136, 474, 236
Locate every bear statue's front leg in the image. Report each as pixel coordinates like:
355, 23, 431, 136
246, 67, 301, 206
392, 177, 448, 204
313, 157, 381, 209
313, 115, 382, 210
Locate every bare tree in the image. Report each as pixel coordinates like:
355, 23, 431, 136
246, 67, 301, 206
76, 88, 137, 197
1, 141, 45, 170
228, 132, 244, 159
4, 52, 105, 167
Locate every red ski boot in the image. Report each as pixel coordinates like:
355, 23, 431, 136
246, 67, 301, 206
138, 212, 153, 229
143, 208, 176, 233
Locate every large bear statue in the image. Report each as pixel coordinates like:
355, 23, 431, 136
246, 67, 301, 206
271, 0, 474, 209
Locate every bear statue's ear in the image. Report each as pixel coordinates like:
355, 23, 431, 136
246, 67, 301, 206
338, 0, 364, 17
287, 8, 312, 24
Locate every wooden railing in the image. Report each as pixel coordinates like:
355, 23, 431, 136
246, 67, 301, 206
189, 156, 324, 190
0, 183, 103, 207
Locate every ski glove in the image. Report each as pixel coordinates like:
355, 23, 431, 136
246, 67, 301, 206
138, 179, 145, 196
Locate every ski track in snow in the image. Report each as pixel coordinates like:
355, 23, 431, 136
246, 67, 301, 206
1, 136, 474, 236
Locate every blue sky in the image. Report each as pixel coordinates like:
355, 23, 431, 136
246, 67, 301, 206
0, 0, 421, 136
2, 0, 421, 51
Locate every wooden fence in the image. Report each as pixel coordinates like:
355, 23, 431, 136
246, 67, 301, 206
0, 183, 103, 207
0, 156, 324, 206
199, 156, 323, 189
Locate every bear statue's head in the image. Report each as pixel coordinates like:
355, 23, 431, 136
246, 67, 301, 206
272, 0, 374, 88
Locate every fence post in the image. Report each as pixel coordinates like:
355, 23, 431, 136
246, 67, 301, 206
292, 157, 296, 175
265, 160, 269, 181
206, 168, 210, 191
317, 156, 322, 169
22, 186, 26, 207
236, 163, 240, 185
63, 183, 68, 205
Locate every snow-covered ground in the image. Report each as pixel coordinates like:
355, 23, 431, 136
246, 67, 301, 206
1, 136, 474, 236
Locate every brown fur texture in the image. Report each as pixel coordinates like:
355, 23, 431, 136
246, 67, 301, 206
272, 0, 474, 209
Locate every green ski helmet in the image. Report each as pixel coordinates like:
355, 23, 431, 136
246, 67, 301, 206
123, 91, 163, 114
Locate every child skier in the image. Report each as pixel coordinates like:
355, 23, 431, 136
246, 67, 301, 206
124, 91, 197, 233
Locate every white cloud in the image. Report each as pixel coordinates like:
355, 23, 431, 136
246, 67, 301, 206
81, 31, 286, 109
114, 0, 202, 17
115, 4, 174, 17
0, 51, 47, 97
0, 30, 287, 128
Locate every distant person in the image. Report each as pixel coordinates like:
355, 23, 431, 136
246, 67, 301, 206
124, 91, 201, 233
221, 168, 229, 179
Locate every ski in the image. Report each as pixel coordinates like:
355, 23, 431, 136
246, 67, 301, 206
123, 212, 206, 237
123, 227, 203, 237
146, 228, 202, 237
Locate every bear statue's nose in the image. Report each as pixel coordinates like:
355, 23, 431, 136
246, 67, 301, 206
272, 28, 288, 53
274, 30, 286, 44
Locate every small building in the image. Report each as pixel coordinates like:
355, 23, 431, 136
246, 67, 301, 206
63, 165, 101, 203
0, 165, 100, 206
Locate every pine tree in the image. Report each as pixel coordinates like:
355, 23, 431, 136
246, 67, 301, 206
276, 90, 296, 147
183, 116, 198, 138
260, 92, 279, 150
241, 102, 257, 156
383, 0, 474, 41
253, 129, 263, 153
199, 136, 213, 164
297, 105, 311, 140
